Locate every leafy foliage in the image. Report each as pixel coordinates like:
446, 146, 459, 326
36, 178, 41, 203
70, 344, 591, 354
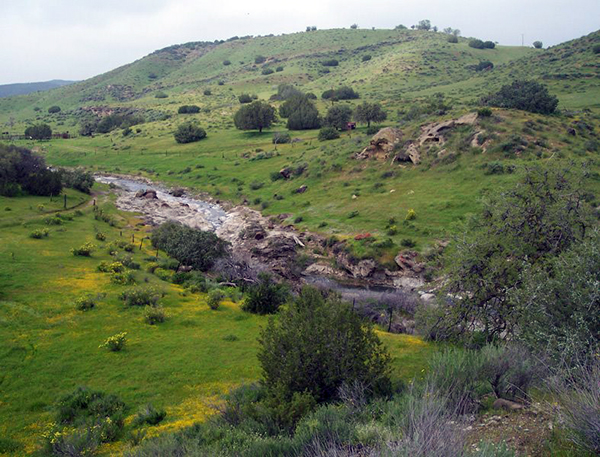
425, 165, 593, 343
280, 95, 322, 130
324, 104, 353, 130
242, 272, 289, 315
233, 100, 277, 133
321, 86, 359, 101
258, 287, 391, 403
151, 221, 228, 271
24, 123, 52, 140
354, 102, 387, 127
174, 122, 207, 143
177, 105, 200, 114
481, 80, 558, 114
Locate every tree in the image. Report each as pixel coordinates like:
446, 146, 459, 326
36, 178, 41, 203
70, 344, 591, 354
416, 19, 431, 31
469, 39, 485, 49
151, 221, 228, 271
48, 105, 61, 113
258, 287, 391, 403
533, 41, 543, 49
318, 126, 340, 141
350, 23, 358, 29
24, 123, 52, 140
233, 101, 276, 133
0, 144, 62, 196
354, 102, 387, 128
425, 165, 593, 343
279, 95, 321, 130
321, 86, 359, 101
174, 123, 207, 143
242, 272, 289, 315
324, 105, 353, 130
481, 80, 558, 114
514, 230, 600, 366
448, 35, 459, 44
483, 41, 496, 49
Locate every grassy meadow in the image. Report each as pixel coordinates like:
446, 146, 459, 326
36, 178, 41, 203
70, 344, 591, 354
0, 190, 437, 455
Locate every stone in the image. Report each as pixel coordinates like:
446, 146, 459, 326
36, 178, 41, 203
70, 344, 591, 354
295, 185, 308, 194
355, 127, 405, 161
420, 293, 436, 303
492, 399, 525, 411
279, 167, 291, 179
170, 188, 185, 197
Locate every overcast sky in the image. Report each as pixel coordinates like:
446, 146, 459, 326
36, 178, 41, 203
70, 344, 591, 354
1, 0, 598, 85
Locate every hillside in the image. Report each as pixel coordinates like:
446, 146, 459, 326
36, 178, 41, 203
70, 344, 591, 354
0, 79, 76, 99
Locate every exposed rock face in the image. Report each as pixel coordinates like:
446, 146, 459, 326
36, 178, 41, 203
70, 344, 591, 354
355, 127, 405, 161
394, 250, 425, 274
417, 112, 478, 147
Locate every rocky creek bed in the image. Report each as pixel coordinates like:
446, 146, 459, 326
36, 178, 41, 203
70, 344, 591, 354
97, 174, 430, 331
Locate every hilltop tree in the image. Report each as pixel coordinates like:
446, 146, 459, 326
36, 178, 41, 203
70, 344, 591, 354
324, 105, 353, 130
416, 19, 431, 31
354, 102, 387, 128
24, 123, 52, 140
533, 41, 543, 49
233, 100, 276, 133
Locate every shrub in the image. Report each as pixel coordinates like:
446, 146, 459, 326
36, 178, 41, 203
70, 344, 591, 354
477, 107, 492, 117
203, 89, 212, 95
324, 105, 353, 130
272, 132, 291, 144
276, 66, 284, 72
238, 93, 253, 104
255, 55, 266, 64
366, 125, 379, 135
321, 59, 339, 67
174, 122, 207, 144
98, 261, 125, 273
469, 39, 485, 49
593, 44, 600, 54
261, 67, 274, 75
48, 105, 61, 113
144, 305, 166, 324
475, 60, 494, 71
177, 105, 200, 114
71, 242, 96, 257
405, 209, 416, 220
448, 35, 458, 43
74, 295, 96, 311
94, 231, 106, 241
483, 40, 496, 49
29, 228, 49, 239
362, 54, 372, 62
133, 404, 167, 427
533, 41, 543, 49
321, 86, 359, 101
25, 123, 52, 140
400, 238, 416, 248
242, 272, 289, 315
258, 286, 391, 403
120, 287, 161, 307
207, 289, 225, 310
154, 91, 168, 98
481, 80, 558, 114
44, 215, 63, 225
318, 127, 340, 141
110, 270, 136, 285
555, 362, 600, 454
99, 332, 127, 351
223, 59, 231, 66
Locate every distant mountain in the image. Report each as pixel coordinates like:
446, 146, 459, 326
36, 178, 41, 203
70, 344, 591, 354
0, 80, 76, 98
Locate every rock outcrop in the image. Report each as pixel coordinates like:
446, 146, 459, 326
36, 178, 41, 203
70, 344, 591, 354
355, 128, 407, 161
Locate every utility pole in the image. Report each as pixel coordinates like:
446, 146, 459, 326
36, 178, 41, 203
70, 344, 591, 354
521, 34, 525, 46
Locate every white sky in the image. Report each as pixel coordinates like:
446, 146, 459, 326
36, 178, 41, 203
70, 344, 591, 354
1, 0, 598, 85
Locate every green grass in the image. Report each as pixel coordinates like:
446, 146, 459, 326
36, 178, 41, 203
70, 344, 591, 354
0, 191, 437, 455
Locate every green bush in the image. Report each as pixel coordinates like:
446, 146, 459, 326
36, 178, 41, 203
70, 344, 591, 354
321, 59, 339, 67
321, 86, 359, 101
447, 35, 458, 43
29, 228, 49, 239
362, 54, 372, 61
110, 270, 136, 285
154, 267, 174, 282
533, 41, 543, 49
174, 123, 207, 144
74, 295, 96, 311
481, 80, 558, 114
71, 242, 96, 257
475, 60, 494, 71
97, 260, 125, 273
154, 91, 168, 99
44, 215, 63, 225
144, 305, 166, 324
324, 104, 353, 130
483, 40, 495, 49
242, 273, 289, 315
25, 123, 52, 140
261, 67, 274, 75
95, 231, 106, 241
272, 132, 291, 144
203, 89, 212, 96
120, 287, 161, 307
593, 44, 600, 54
259, 287, 391, 403
255, 55, 266, 64
276, 66, 284, 72
178, 105, 200, 114
133, 404, 167, 426
99, 332, 127, 352
238, 93, 253, 104
477, 107, 492, 117
207, 289, 225, 310
223, 60, 231, 66
469, 39, 485, 49
48, 105, 61, 113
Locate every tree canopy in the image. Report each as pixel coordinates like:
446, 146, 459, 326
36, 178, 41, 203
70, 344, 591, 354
174, 122, 207, 143
354, 102, 387, 128
481, 80, 558, 114
324, 105, 353, 130
24, 123, 52, 140
233, 100, 277, 133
